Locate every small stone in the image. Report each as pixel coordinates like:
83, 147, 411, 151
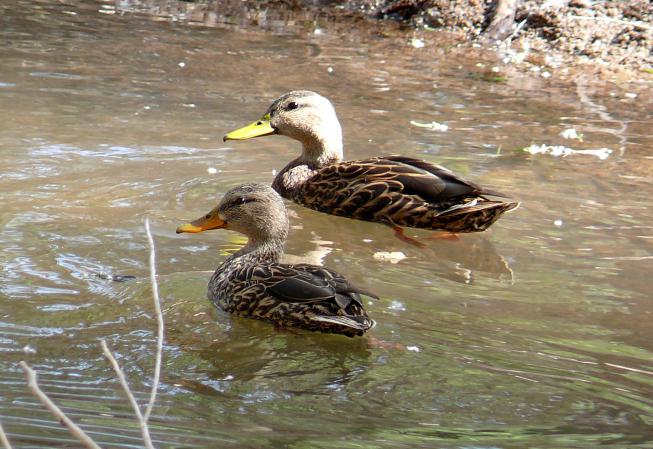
410, 120, 448, 132
373, 251, 406, 264
559, 128, 582, 140
410, 38, 425, 49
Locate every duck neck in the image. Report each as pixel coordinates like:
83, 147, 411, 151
298, 121, 343, 168
229, 237, 285, 265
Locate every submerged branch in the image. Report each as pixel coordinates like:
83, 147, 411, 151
19, 361, 102, 449
143, 218, 164, 423
0, 422, 13, 449
101, 341, 156, 449
16, 219, 166, 448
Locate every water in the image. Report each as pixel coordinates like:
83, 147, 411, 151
1, 1, 652, 447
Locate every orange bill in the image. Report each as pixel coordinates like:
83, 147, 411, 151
176, 211, 227, 234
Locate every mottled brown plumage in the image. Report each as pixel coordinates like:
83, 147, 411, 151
176, 183, 376, 337
224, 91, 519, 233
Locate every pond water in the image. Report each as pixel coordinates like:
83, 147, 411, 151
1, 1, 652, 448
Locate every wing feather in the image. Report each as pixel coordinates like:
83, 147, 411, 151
237, 263, 377, 309
305, 156, 496, 204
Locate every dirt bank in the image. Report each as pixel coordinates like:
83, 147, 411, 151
334, 0, 652, 83
120, 0, 652, 85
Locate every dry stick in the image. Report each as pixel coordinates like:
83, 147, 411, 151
575, 75, 628, 155
485, 0, 520, 41
508, 18, 528, 42
19, 361, 102, 449
0, 422, 14, 449
567, 14, 652, 32
100, 340, 156, 449
143, 218, 164, 423
15, 221, 164, 449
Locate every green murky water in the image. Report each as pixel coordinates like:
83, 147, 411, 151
1, 1, 652, 447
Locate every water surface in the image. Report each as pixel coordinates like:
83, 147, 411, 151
1, 1, 652, 447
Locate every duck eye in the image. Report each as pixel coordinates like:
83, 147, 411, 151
286, 101, 299, 111
205, 214, 211, 219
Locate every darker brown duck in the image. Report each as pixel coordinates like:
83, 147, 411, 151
176, 183, 377, 337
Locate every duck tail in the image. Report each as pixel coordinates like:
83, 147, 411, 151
344, 286, 380, 301
310, 315, 376, 335
479, 187, 511, 199
432, 200, 520, 232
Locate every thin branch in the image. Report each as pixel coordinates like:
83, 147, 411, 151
605, 363, 653, 376
567, 14, 652, 32
0, 422, 14, 449
19, 361, 102, 449
508, 17, 528, 42
485, 0, 520, 41
575, 75, 628, 155
100, 340, 155, 449
143, 218, 164, 423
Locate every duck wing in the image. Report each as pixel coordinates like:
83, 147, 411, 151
245, 263, 378, 310
302, 156, 507, 208
382, 155, 509, 199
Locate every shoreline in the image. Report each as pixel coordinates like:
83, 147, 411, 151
117, 0, 653, 86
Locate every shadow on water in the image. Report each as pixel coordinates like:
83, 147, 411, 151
1, 0, 652, 448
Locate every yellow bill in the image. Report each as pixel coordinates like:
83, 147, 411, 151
223, 113, 275, 141
176, 212, 227, 234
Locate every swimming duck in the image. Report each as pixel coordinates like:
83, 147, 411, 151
176, 183, 376, 337
223, 91, 518, 241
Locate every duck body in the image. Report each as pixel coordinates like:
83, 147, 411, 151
273, 154, 517, 233
177, 183, 376, 337
225, 91, 518, 234
209, 249, 375, 337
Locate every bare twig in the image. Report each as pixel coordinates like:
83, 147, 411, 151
100, 340, 155, 449
15, 219, 166, 448
19, 361, 102, 449
508, 18, 528, 42
143, 218, 164, 423
0, 422, 14, 449
575, 75, 628, 155
485, 0, 520, 41
605, 363, 653, 376
567, 14, 652, 32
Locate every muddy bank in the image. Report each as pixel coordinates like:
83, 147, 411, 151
117, 0, 651, 85
338, 0, 652, 83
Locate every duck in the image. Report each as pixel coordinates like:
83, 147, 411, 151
223, 91, 518, 243
176, 183, 377, 337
